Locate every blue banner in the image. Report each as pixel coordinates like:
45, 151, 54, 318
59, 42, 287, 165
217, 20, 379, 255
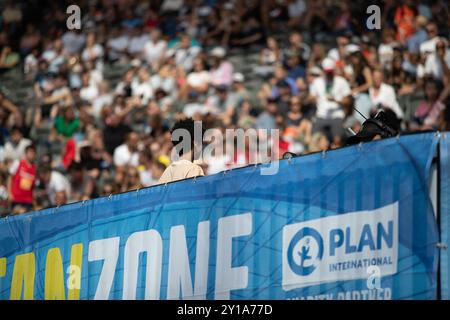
440, 132, 450, 299
0, 132, 440, 300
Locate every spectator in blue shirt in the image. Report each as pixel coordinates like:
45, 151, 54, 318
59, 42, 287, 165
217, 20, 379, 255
407, 15, 428, 53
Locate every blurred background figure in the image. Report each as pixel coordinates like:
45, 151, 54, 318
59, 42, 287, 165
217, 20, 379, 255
0, 0, 449, 215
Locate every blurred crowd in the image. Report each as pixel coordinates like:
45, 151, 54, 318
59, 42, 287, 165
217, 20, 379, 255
0, 0, 450, 215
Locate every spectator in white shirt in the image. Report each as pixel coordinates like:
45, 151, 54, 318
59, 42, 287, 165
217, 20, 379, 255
131, 67, 153, 105
115, 69, 134, 97
174, 34, 201, 71
424, 39, 450, 81
150, 64, 177, 98
419, 22, 440, 56
369, 69, 404, 119
82, 32, 104, 64
86, 62, 103, 88
2, 127, 31, 162
79, 72, 99, 103
92, 81, 113, 119
23, 49, 39, 78
309, 58, 351, 138
43, 39, 66, 74
186, 57, 211, 94
38, 167, 72, 206
113, 132, 140, 168
377, 29, 398, 70
143, 29, 167, 69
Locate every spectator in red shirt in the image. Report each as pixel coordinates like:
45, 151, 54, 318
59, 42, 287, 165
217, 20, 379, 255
394, 1, 417, 42
7, 144, 37, 213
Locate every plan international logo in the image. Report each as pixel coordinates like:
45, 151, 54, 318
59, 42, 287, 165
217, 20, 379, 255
282, 202, 399, 290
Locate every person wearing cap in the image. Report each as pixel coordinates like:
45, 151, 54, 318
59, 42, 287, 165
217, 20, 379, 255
209, 46, 234, 87
309, 57, 352, 139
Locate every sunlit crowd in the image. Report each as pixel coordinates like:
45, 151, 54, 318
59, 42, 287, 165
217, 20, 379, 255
0, 0, 449, 215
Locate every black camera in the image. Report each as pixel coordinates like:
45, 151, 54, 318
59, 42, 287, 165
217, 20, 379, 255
347, 109, 400, 145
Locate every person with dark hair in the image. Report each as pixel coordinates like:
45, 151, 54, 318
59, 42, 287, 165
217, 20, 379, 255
7, 144, 37, 213
348, 50, 372, 95
68, 161, 98, 201
102, 110, 132, 156
3, 126, 32, 162
158, 118, 204, 184
412, 78, 445, 129
345, 48, 373, 122
37, 165, 71, 206
54, 106, 80, 139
